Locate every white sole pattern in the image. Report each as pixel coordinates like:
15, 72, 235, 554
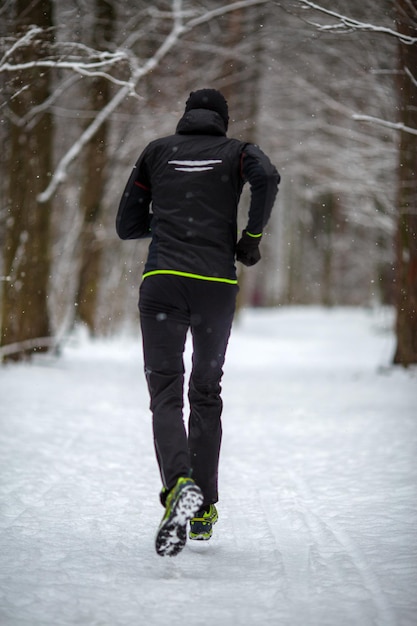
155, 483, 203, 557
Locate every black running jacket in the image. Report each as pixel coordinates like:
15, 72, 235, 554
116, 108, 280, 284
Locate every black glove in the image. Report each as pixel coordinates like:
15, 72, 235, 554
235, 230, 262, 266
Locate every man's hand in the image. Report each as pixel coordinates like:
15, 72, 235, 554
236, 230, 262, 266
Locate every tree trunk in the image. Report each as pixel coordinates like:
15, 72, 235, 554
393, 0, 417, 365
217, 6, 266, 309
1, 0, 54, 361
74, 0, 115, 334
320, 192, 337, 307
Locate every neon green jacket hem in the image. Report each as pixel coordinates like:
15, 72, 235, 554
142, 269, 238, 285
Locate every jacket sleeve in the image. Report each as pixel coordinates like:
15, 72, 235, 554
116, 150, 153, 240
241, 144, 280, 236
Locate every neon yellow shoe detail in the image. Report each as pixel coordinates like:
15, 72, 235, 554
189, 504, 218, 541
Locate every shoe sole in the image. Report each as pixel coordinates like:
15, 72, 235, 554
189, 529, 213, 541
155, 483, 203, 557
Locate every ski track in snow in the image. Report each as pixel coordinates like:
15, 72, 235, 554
0, 307, 416, 626
269, 472, 396, 626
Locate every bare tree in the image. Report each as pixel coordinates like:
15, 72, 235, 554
1, 0, 54, 361
290, 0, 416, 364
255, 1, 397, 307
74, 0, 116, 334
0, 0, 270, 358
393, 0, 417, 365
1, 0, 410, 358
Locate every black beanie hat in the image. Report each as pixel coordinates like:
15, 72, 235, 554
185, 89, 229, 130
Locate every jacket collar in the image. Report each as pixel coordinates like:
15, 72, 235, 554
176, 109, 227, 136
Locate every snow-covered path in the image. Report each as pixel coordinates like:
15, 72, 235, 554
1, 307, 416, 626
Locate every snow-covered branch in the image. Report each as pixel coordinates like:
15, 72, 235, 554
37, 0, 270, 203
0, 53, 127, 73
0, 25, 42, 66
295, 0, 417, 44
0, 25, 130, 82
353, 114, 417, 136
37, 84, 131, 203
405, 66, 417, 88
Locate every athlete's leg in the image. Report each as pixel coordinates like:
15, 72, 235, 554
139, 276, 191, 491
187, 281, 238, 504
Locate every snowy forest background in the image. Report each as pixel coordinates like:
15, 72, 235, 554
0, 0, 416, 364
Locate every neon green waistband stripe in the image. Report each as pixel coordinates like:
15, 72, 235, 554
142, 269, 238, 285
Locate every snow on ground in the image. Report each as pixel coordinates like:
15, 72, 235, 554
0, 306, 416, 626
